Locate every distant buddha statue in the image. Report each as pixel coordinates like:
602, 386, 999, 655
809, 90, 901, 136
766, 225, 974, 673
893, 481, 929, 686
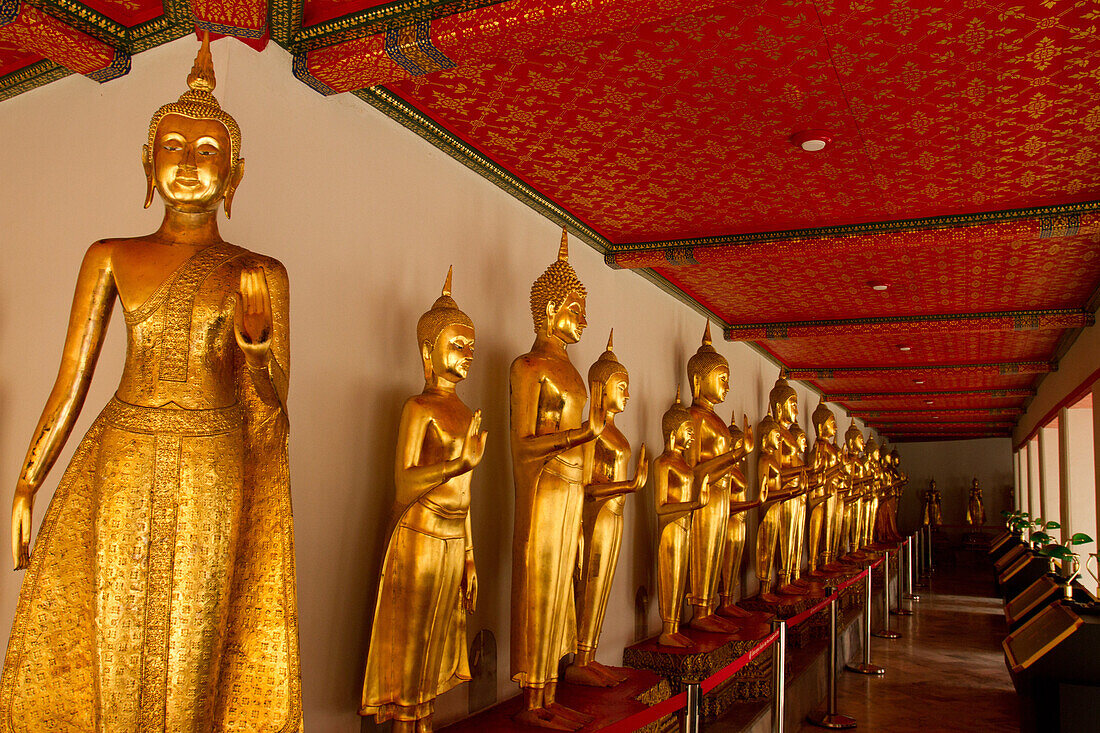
921, 479, 943, 528
1, 35, 301, 730
360, 268, 487, 733
807, 400, 842, 573
966, 478, 985, 527
509, 230, 600, 730
565, 331, 646, 686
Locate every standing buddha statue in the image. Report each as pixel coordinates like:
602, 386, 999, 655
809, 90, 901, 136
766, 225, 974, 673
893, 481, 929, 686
360, 268, 487, 732
719, 413, 764, 630
1, 34, 301, 730
807, 400, 842, 574
654, 387, 710, 647
565, 331, 647, 687
766, 375, 807, 594
840, 423, 866, 557
921, 479, 943, 528
685, 322, 748, 633
754, 415, 802, 600
509, 229, 601, 730
861, 439, 882, 549
967, 478, 985, 527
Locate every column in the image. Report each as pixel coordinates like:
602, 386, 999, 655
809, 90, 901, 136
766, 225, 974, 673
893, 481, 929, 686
1061, 404, 1097, 593
1038, 425, 1060, 524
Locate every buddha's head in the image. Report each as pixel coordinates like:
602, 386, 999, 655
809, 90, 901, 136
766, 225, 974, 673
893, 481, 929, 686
531, 229, 587, 343
662, 386, 694, 451
589, 330, 629, 415
768, 372, 798, 425
144, 34, 244, 217
866, 438, 880, 462
686, 321, 729, 404
890, 449, 900, 466
418, 266, 475, 383
758, 415, 781, 454
812, 400, 837, 441
845, 422, 864, 453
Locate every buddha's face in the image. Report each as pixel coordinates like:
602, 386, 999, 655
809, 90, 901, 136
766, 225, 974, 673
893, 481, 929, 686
428, 323, 475, 383
674, 421, 694, 451
765, 427, 781, 452
795, 432, 808, 452
605, 374, 629, 414
149, 114, 235, 212
549, 292, 586, 344
698, 365, 729, 403
821, 414, 837, 440
783, 395, 798, 424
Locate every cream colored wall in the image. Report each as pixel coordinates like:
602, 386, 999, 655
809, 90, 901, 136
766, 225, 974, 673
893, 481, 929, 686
893, 438, 1013, 531
0, 37, 874, 730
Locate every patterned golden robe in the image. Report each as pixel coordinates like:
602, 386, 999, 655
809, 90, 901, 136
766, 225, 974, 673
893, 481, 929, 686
0, 243, 301, 732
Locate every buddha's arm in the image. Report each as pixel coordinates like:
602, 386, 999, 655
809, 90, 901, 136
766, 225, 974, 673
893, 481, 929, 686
511, 370, 596, 460
587, 443, 641, 500
691, 449, 736, 485
395, 404, 477, 501
13, 243, 115, 568
239, 261, 289, 415
655, 465, 699, 515
18, 243, 116, 492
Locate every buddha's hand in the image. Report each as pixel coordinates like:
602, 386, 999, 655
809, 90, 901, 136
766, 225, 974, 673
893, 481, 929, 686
460, 410, 487, 470
698, 474, 711, 506
587, 380, 606, 437
630, 444, 649, 491
462, 554, 478, 612
234, 266, 273, 368
741, 415, 755, 453
11, 479, 33, 571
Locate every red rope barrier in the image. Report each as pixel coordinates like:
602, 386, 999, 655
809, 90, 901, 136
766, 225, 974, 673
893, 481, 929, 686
700, 628, 781, 694
785, 593, 835, 628
835, 567, 870, 594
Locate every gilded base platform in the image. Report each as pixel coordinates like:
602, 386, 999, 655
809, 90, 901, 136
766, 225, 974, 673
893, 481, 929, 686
437, 667, 675, 733
623, 625, 774, 719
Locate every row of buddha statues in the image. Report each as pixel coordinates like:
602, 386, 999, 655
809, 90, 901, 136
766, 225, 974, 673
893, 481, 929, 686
0, 37, 912, 733
920, 478, 986, 527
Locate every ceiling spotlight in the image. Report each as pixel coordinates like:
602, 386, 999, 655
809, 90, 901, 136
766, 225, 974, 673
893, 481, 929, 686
867, 281, 889, 291
914, 379, 925, 384
925, 400, 934, 405
898, 345, 912, 352
790, 129, 833, 152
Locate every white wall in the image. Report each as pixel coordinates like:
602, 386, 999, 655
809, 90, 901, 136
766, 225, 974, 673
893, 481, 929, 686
1039, 425, 1061, 523
0, 37, 876, 730
893, 437, 1013, 531
1060, 406, 1096, 592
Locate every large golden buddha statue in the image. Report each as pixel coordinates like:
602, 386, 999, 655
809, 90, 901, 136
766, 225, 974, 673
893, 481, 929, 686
654, 387, 709, 648
685, 323, 750, 633
860, 439, 882, 549
755, 415, 802, 600
719, 413, 758, 623
509, 230, 600, 730
360, 269, 487, 732
1, 35, 301, 730
787, 423, 812, 588
764, 375, 806, 594
807, 401, 842, 573
840, 422, 866, 556
566, 331, 647, 687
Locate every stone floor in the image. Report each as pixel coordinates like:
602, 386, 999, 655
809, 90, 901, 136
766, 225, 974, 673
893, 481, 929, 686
795, 547, 1019, 732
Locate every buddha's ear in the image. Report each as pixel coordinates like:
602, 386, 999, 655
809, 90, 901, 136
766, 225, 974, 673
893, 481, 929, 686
142, 145, 155, 209
691, 372, 700, 397
223, 158, 245, 219
420, 338, 434, 381
544, 299, 557, 336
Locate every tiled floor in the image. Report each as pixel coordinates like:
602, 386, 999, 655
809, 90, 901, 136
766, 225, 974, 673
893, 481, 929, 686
797, 548, 1019, 733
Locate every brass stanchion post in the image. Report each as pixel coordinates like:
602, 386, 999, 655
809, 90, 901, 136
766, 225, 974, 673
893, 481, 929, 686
872, 552, 901, 639
846, 567, 885, 676
772, 618, 787, 733
891, 541, 913, 616
682, 681, 701, 733
903, 536, 920, 603
807, 595, 856, 728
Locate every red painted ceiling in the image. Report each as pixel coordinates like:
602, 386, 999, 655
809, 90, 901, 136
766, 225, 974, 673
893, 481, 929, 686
3, 0, 1098, 441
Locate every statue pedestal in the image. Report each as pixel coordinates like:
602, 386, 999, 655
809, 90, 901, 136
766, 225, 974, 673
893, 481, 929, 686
437, 667, 674, 732
623, 625, 774, 720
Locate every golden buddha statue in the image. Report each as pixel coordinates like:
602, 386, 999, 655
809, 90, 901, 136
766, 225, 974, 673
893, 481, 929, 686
685, 322, 750, 633
360, 269, 487, 732
2, 34, 301, 730
967, 478, 985, 526
565, 331, 647, 687
861, 439, 882, 549
787, 424, 812, 586
654, 387, 710, 648
764, 375, 806, 594
886, 450, 908, 541
509, 229, 600, 730
719, 413, 758, 620
840, 422, 866, 556
807, 401, 842, 573
921, 479, 943, 527
754, 415, 803, 600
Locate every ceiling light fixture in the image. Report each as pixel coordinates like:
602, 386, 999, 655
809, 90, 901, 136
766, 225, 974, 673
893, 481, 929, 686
914, 379, 925, 384
789, 129, 833, 152
925, 400, 934, 405
867, 281, 889, 291
898, 345, 911, 352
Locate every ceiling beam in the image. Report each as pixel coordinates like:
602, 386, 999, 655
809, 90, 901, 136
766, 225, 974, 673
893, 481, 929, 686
857, 408, 1022, 418
724, 309, 1091, 341
786, 361, 1054, 380
824, 388, 1035, 401
875, 422, 1017, 430
0, 1, 129, 81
